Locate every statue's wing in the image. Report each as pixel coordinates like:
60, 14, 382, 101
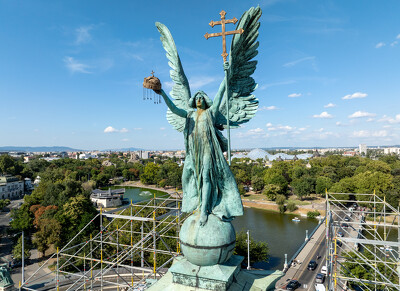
216, 6, 261, 129
156, 22, 191, 132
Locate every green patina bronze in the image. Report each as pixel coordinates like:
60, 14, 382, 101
152, 5, 264, 276
0, 263, 14, 290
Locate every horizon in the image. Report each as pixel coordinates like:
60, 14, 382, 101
2, 1, 400, 149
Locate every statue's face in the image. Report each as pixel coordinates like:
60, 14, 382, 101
196, 95, 206, 109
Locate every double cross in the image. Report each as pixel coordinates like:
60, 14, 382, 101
204, 10, 244, 62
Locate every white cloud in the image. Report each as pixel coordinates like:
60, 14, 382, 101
375, 42, 385, 48
397, 34, 400, 39
391, 41, 398, 47
104, 126, 129, 133
342, 92, 367, 100
267, 124, 294, 131
259, 105, 278, 111
352, 130, 389, 138
75, 25, 93, 44
122, 138, 129, 142
348, 111, 376, 118
266, 123, 273, 127
283, 56, 315, 67
160, 127, 166, 130
313, 112, 333, 118
104, 126, 118, 133
189, 76, 217, 90
134, 128, 142, 130
378, 114, 400, 124
288, 93, 301, 98
324, 103, 336, 108
366, 118, 375, 122
259, 80, 296, 90
64, 56, 91, 74
236, 128, 267, 138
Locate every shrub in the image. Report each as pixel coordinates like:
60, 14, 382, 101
286, 201, 297, 212
278, 204, 285, 213
307, 210, 320, 218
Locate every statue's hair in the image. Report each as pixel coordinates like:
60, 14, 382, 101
189, 91, 213, 109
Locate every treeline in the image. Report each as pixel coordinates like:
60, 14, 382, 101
230, 154, 400, 208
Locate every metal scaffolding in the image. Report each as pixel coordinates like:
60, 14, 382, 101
21, 193, 187, 291
326, 192, 400, 291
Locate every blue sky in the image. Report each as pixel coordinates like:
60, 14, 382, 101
1, 0, 400, 150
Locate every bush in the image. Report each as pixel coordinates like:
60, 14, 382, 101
307, 210, 320, 218
275, 194, 286, 206
278, 204, 285, 213
286, 201, 297, 212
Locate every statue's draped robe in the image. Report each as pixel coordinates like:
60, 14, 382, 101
182, 109, 243, 221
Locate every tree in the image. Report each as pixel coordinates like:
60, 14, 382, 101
262, 184, 281, 201
286, 201, 297, 212
251, 175, 264, 193
140, 163, 160, 185
315, 176, 333, 195
33, 218, 62, 256
291, 176, 315, 200
10, 204, 33, 232
12, 234, 31, 260
234, 231, 269, 266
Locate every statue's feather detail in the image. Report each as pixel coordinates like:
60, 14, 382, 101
215, 6, 261, 128
156, 22, 191, 132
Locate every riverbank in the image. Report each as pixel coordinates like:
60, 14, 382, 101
116, 181, 326, 216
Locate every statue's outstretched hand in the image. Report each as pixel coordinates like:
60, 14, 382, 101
154, 89, 162, 95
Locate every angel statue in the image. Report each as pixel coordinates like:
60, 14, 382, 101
153, 7, 261, 226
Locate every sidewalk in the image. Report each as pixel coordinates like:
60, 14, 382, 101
275, 222, 326, 290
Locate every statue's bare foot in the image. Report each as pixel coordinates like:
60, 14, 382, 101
199, 213, 208, 226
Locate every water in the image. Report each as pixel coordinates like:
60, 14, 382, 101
109, 186, 168, 203
233, 207, 318, 270
111, 186, 319, 270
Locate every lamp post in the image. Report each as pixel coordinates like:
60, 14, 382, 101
247, 230, 250, 270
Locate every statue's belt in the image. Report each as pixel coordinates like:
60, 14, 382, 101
179, 239, 236, 249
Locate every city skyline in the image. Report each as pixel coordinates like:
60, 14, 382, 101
1, 0, 400, 150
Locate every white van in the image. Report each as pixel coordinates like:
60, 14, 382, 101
321, 265, 327, 275
315, 283, 326, 291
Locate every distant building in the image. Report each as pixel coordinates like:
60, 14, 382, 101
79, 153, 98, 160
343, 151, 356, 157
90, 188, 125, 208
139, 151, 150, 159
359, 144, 367, 155
383, 147, 400, 155
0, 175, 24, 199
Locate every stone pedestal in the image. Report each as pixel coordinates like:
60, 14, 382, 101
170, 255, 242, 290
147, 255, 284, 291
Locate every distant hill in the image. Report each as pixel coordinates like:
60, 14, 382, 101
0, 146, 83, 152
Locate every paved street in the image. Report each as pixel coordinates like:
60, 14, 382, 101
275, 221, 327, 291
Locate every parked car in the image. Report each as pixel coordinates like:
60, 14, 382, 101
337, 231, 344, 237
308, 260, 317, 271
321, 265, 327, 275
341, 223, 349, 228
336, 240, 343, 247
344, 216, 350, 222
315, 273, 325, 284
286, 279, 301, 291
